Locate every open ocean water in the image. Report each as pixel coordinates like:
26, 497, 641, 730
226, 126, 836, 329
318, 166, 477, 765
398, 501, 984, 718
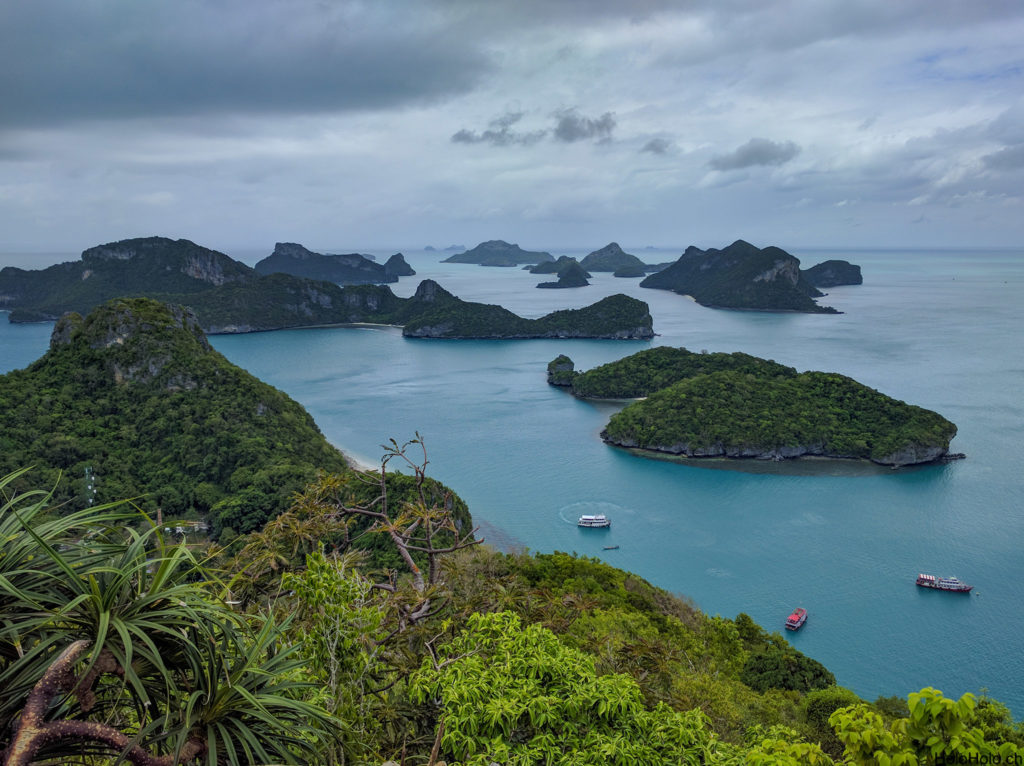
2, 246, 1023, 712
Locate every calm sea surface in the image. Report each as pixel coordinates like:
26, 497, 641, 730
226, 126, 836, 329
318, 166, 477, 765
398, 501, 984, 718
2, 247, 1023, 712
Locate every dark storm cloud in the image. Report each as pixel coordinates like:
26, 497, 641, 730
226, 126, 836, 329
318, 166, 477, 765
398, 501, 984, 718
709, 138, 801, 170
451, 112, 548, 146
0, 1, 490, 129
452, 109, 616, 147
641, 138, 672, 155
553, 110, 616, 142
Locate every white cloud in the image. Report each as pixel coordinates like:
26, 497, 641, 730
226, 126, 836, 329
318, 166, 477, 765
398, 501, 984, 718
1, 0, 1024, 250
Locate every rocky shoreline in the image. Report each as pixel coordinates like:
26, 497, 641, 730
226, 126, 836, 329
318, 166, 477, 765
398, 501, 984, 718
600, 432, 963, 467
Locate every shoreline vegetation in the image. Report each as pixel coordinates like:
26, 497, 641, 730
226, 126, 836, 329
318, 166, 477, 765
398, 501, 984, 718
1, 297, 1020, 764
549, 347, 959, 467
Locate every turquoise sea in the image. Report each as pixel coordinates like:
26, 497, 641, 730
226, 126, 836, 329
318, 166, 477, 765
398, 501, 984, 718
2, 247, 1023, 712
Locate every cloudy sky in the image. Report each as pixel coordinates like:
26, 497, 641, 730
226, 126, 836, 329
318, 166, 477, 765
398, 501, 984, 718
2, 0, 1023, 254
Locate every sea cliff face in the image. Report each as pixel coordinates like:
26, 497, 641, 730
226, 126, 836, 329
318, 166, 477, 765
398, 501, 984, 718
600, 432, 951, 467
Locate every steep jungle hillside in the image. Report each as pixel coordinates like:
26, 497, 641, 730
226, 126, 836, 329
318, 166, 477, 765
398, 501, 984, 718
0, 297, 349, 535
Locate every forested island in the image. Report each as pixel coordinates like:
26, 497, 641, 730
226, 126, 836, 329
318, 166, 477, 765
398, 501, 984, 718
802, 259, 863, 287
579, 241, 649, 276
253, 241, 415, 284
536, 259, 591, 288
0, 298, 470, 541
528, 254, 587, 274
0, 302, 1017, 766
0, 236, 651, 339
442, 239, 555, 266
402, 281, 650, 337
640, 240, 861, 313
549, 347, 959, 466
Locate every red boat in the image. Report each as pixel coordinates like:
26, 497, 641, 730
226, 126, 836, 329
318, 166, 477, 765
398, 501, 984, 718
785, 607, 807, 630
916, 574, 972, 593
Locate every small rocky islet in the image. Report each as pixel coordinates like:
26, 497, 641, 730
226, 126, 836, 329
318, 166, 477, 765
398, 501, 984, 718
446, 238, 863, 313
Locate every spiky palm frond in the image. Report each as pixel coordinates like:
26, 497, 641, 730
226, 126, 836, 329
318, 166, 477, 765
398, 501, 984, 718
0, 470, 339, 766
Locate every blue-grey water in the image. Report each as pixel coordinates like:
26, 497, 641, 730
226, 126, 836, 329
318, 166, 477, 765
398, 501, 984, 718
2, 247, 1022, 713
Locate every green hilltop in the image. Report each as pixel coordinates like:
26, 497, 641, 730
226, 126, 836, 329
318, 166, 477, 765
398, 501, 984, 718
0, 298, 348, 535
0, 297, 468, 545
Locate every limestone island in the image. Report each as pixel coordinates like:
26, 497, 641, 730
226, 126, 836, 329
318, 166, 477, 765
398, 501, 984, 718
442, 240, 555, 266
639, 240, 858, 313
548, 347, 960, 467
0, 296, 472, 541
384, 252, 416, 278
536, 260, 591, 289
402, 282, 651, 338
579, 242, 649, 277
527, 255, 585, 275
801, 259, 862, 287
255, 242, 405, 284
0, 236, 652, 339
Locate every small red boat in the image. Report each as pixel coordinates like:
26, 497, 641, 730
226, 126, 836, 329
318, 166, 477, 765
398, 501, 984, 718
785, 607, 807, 630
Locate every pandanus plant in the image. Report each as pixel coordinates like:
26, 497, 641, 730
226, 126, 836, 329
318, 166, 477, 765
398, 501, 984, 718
0, 469, 336, 765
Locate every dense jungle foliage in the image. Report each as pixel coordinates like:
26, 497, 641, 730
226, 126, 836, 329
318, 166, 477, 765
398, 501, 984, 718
3, 466, 1021, 766
559, 346, 797, 398
553, 346, 957, 464
0, 298, 348, 532
603, 368, 957, 463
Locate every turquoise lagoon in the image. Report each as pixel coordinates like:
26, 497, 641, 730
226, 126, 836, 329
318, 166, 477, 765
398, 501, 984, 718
2, 247, 1023, 711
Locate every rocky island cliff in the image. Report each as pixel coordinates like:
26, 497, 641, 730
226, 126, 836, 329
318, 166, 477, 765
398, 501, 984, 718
0, 236, 649, 339
0, 236, 256, 321
254, 242, 397, 284
640, 240, 839, 313
550, 347, 959, 466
